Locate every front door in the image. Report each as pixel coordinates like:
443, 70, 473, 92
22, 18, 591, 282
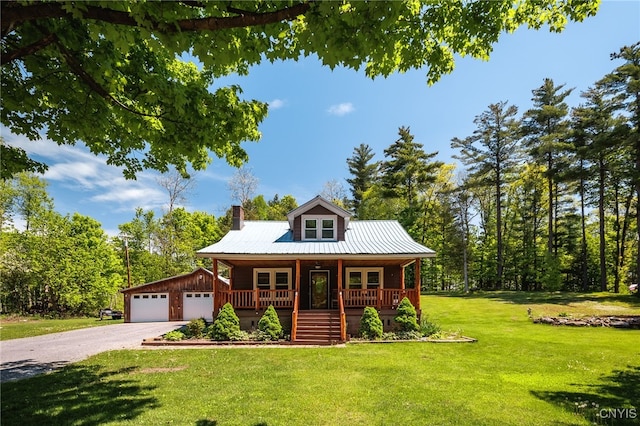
310, 270, 329, 309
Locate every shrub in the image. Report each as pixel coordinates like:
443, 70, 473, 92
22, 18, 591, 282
257, 305, 282, 341
394, 297, 419, 332
210, 303, 242, 341
420, 316, 441, 337
359, 306, 383, 339
185, 318, 206, 339
164, 330, 185, 341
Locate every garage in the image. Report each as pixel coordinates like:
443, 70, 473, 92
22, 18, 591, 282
121, 268, 215, 322
130, 293, 169, 322
183, 292, 214, 321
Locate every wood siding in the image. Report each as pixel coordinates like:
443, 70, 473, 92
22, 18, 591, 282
122, 269, 214, 322
293, 205, 346, 241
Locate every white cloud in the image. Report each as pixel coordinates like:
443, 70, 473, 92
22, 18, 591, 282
4, 130, 166, 213
327, 102, 355, 116
268, 99, 286, 109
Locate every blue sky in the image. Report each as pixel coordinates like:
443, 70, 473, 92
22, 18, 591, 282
4, 1, 640, 236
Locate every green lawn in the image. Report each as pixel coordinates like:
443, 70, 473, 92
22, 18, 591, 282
2, 292, 638, 425
0, 316, 123, 340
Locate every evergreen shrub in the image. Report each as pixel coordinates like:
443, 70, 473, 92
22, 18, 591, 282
394, 297, 419, 332
257, 305, 282, 341
210, 303, 242, 340
359, 306, 383, 339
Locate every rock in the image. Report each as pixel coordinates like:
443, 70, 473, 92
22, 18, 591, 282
610, 320, 631, 328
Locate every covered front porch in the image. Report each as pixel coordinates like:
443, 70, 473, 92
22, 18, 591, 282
210, 258, 423, 343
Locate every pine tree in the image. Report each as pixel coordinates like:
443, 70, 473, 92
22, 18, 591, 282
346, 144, 378, 218
451, 102, 521, 289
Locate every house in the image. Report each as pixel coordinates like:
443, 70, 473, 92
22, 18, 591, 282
121, 268, 214, 322
197, 196, 435, 344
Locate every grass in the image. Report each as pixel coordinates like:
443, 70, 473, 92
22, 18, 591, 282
1, 292, 639, 425
0, 316, 123, 340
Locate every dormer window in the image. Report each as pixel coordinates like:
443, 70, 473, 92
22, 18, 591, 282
303, 215, 337, 241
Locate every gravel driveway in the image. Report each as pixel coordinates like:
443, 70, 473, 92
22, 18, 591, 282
0, 321, 186, 383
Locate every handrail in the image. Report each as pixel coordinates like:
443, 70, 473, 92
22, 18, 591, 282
291, 291, 300, 342
338, 290, 346, 342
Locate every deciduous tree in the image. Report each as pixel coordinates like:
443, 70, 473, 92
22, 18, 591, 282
1, 1, 599, 177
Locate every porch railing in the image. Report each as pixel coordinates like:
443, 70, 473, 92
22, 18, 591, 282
217, 287, 418, 311
291, 291, 300, 341
342, 288, 419, 310
218, 288, 295, 310
338, 290, 346, 341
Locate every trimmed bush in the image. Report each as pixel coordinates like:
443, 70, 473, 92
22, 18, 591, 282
164, 330, 185, 341
359, 306, 383, 339
394, 297, 419, 332
210, 303, 242, 341
185, 318, 206, 339
257, 305, 282, 341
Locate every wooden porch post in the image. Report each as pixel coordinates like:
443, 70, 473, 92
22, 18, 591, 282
337, 258, 346, 341
400, 264, 406, 290
414, 258, 421, 311
295, 259, 301, 293
212, 258, 219, 315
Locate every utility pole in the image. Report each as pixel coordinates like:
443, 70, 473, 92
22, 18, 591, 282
120, 233, 132, 288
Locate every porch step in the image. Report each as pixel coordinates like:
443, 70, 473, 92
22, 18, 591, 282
293, 311, 342, 345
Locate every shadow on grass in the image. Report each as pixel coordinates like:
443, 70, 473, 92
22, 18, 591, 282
432, 290, 640, 308
1, 358, 72, 383
1, 364, 158, 425
531, 365, 640, 425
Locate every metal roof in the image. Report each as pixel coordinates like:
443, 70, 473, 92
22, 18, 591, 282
197, 220, 435, 259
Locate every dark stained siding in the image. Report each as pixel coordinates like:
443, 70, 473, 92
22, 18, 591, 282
384, 265, 402, 289
122, 269, 214, 322
232, 261, 298, 291
293, 205, 347, 241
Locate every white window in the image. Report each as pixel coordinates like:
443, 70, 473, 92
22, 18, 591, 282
302, 215, 337, 240
346, 268, 384, 289
253, 268, 292, 290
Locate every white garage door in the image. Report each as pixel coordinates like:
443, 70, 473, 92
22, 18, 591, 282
130, 293, 169, 322
183, 292, 214, 321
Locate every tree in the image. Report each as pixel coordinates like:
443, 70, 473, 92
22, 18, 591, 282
157, 169, 196, 215
228, 166, 258, 208
601, 42, 640, 289
452, 101, 521, 289
346, 144, 378, 217
1, 1, 599, 178
573, 83, 626, 291
380, 126, 442, 224
522, 78, 573, 259
266, 194, 298, 220
320, 179, 348, 208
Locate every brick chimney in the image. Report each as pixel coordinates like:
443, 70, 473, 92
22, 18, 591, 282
232, 205, 244, 230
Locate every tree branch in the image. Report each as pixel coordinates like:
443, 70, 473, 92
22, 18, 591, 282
1, 32, 56, 65
1, 2, 311, 36
49, 32, 178, 122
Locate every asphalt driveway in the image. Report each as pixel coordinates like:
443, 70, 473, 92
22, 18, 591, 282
0, 321, 186, 383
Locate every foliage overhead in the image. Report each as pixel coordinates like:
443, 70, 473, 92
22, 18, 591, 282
1, 0, 599, 178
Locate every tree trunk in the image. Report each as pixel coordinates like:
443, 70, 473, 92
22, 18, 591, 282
579, 161, 589, 291
598, 156, 607, 292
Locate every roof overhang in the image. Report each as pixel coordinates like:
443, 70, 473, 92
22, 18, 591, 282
197, 253, 435, 261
